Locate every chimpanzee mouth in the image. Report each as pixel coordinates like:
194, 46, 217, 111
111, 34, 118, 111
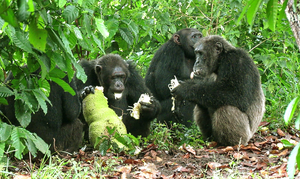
114, 93, 123, 100
190, 70, 204, 79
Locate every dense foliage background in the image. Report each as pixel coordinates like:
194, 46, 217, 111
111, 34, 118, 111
0, 0, 299, 168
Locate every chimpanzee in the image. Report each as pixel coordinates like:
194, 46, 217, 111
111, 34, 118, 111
145, 28, 203, 127
76, 54, 161, 137
1, 67, 83, 153
171, 35, 265, 146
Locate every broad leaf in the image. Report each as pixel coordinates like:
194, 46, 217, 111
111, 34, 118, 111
32, 89, 50, 114
287, 143, 300, 178
0, 122, 13, 141
29, 19, 47, 52
266, 0, 277, 31
59, 0, 67, 8
12, 31, 33, 53
14, 100, 31, 128
119, 27, 133, 45
246, 0, 263, 26
50, 77, 76, 96
95, 18, 109, 38
0, 86, 14, 97
62, 5, 79, 23
11, 128, 26, 160
284, 97, 300, 125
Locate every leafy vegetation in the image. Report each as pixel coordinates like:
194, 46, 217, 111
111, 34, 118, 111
0, 0, 299, 177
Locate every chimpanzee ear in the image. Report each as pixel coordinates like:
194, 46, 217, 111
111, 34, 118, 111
173, 34, 181, 45
95, 65, 102, 74
215, 42, 223, 54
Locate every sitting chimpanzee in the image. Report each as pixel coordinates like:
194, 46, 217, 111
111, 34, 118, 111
1, 67, 83, 153
76, 54, 161, 138
171, 35, 265, 146
145, 28, 203, 127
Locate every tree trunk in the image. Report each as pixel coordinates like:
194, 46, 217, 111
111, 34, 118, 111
285, 0, 300, 51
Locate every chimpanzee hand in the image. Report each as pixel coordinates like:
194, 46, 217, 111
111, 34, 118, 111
139, 97, 161, 119
81, 85, 95, 99
171, 81, 192, 101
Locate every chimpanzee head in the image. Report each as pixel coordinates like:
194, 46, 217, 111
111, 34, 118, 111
94, 54, 130, 100
172, 28, 203, 59
193, 35, 235, 78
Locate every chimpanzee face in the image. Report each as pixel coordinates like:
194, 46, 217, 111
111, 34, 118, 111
95, 59, 129, 101
193, 38, 221, 78
108, 66, 127, 100
173, 28, 203, 59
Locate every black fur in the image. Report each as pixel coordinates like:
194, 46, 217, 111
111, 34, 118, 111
145, 28, 202, 127
172, 35, 265, 146
76, 54, 161, 137
1, 68, 83, 153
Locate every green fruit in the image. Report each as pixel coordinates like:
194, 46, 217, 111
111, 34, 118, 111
82, 87, 127, 148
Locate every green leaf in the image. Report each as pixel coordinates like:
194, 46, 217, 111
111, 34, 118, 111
287, 143, 300, 179
17, 0, 30, 22
281, 139, 294, 148
98, 139, 109, 156
29, 19, 47, 52
246, 0, 263, 26
122, 19, 139, 40
295, 113, 300, 130
105, 18, 119, 39
50, 77, 75, 96
38, 79, 50, 97
95, 18, 109, 38
0, 8, 19, 27
59, 27, 72, 55
0, 98, 8, 105
83, 14, 92, 37
0, 86, 14, 97
49, 68, 67, 79
62, 5, 79, 23
266, 0, 278, 31
32, 89, 50, 114
11, 128, 26, 160
284, 97, 300, 125
27, 0, 35, 12
24, 134, 38, 158
0, 142, 5, 159
12, 31, 33, 53
32, 133, 50, 156
0, 122, 13, 141
74, 62, 87, 83
92, 33, 105, 54
73, 26, 83, 40
119, 27, 133, 45
50, 52, 67, 71
59, 0, 67, 8
15, 100, 31, 128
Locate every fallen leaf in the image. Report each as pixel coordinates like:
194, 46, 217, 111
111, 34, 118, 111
206, 162, 222, 169
174, 166, 190, 172
260, 170, 269, 176
233, 151, 249, 160
278, 149, 289, 157
14, 175, 31, 179
222, 146, 234, 152
277, 128, 286, 137
259, 121, 270, 127
118, 165, 132, 174
208, 141, 218, 148
150, 150, 157, 158
183, 153, 190, 159
240, 145, 261, 151
156, 156, 163, 162
183, 143, 196, 155
124, 159, 141, 164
